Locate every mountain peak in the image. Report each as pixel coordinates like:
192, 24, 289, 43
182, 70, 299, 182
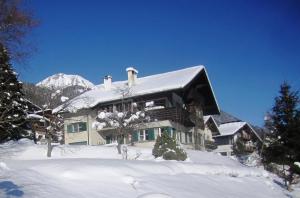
36, 73, 95, 89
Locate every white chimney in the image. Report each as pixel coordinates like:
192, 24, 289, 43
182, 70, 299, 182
126, 67, 138, 87
104, 75, 112, 90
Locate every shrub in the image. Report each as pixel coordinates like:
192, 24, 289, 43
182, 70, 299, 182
152, 132, 187, 161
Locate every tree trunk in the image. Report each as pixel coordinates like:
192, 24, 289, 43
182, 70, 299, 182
47, 135, 52, 157
117, 137, 122, 154
200, 133, 205, 151
283, 164, 288, 188
194, 127, 205, 150
194, 128, 199, 150
32, 130, 37, 144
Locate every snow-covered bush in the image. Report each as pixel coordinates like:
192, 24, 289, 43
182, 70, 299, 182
152, 132, 187, 161
237, 152, 262, 167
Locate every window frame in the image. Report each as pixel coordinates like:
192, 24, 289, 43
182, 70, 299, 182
67, 122, 87, 133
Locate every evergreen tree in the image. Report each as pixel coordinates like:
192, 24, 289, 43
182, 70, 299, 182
0, 43, 28, 142
263, 82, 300, 189
152, 131, 187, 161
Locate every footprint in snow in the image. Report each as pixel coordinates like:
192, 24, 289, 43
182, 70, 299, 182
122, 176, 139, 190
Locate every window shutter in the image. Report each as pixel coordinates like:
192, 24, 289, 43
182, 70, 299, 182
132, 131, 139, 142
167, 127, 172, 137
106, 136, 111, 144
148, 128, 155, 140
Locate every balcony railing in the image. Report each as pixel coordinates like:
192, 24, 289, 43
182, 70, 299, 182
147, 107, 194, 126
241, 131, 251, 140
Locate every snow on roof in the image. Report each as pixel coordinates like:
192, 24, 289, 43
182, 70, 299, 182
27, 114, 44, 120
203, 115, 212, 124
126, 67, 138, 73
204, 115, 219, 130
54, 65, 208, 113
214, 121, 263, 141
217, 122, 247, 136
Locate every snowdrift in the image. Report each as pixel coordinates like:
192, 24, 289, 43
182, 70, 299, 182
0, 139, 291, 198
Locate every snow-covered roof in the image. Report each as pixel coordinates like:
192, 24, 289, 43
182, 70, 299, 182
214, 121, 262, 141
204, 115, 219, 131
203, 115, 210, 124
54, 65, 219, 113
217, 122, 247, 136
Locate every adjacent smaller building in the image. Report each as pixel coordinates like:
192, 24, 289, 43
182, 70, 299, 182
204, 112, 262, 156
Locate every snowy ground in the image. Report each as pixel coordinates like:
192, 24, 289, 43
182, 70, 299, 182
0, 139, 296, 198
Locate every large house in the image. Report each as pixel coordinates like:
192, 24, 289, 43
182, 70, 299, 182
56, 65, 220, 146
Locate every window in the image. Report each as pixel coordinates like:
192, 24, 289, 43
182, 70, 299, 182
139, 131, 145, 141
78, 122, 87, 131
67, 122, 87, 133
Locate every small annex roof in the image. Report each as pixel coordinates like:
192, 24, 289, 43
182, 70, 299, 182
203, 115, 211, 124
54, 65, 220, 114
204, 115, 219, 127
214, 121, 262, 141
217, 122, 247, 136
24, 99, 42, 113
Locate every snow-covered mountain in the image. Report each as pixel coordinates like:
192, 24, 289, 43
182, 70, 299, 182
36, 73, 95, 89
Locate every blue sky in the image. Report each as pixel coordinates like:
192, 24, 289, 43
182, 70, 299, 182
16, 0, 300, 126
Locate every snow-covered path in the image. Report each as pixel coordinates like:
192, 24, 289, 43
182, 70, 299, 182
0, 140, 292, 198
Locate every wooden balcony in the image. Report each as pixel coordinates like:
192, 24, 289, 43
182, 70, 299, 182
147, 107, 194, 126
241, 131, 251, 140
244, 141, 255, 152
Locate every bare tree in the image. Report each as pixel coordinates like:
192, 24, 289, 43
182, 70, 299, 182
93, 85, 149, 154
0, 0, 38, 61
40, 92, 92, 157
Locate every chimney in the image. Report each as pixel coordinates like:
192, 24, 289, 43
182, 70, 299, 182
104, 75, 112, 90
126, 67, 138, 87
